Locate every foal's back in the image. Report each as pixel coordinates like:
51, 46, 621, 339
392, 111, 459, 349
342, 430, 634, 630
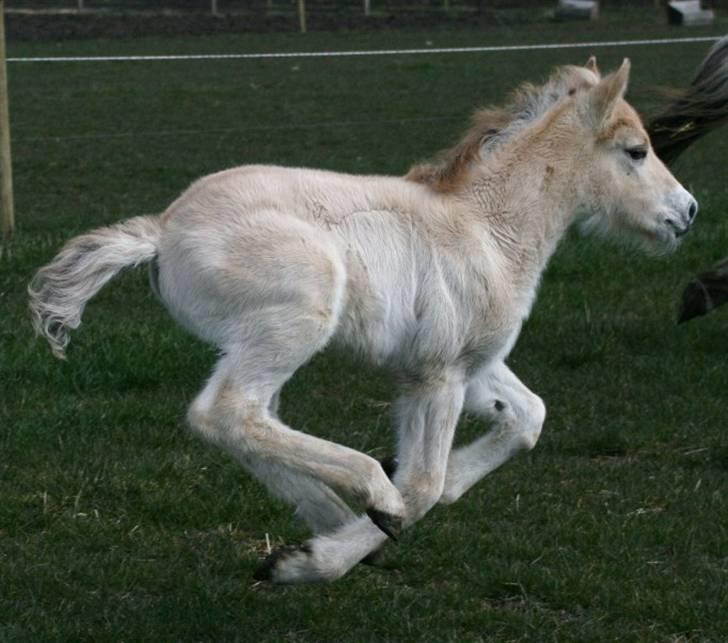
162, 164, 430, 231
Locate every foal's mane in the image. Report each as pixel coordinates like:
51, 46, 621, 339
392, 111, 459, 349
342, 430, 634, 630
406, 62, 601, 194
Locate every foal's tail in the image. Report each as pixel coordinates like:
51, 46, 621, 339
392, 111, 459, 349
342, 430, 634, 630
28, 215, 162, 359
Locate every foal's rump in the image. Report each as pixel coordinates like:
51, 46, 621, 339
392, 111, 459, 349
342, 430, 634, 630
156, 204, 348, 357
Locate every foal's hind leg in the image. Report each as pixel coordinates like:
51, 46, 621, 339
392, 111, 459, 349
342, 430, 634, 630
259, 389, 355, 533
163, 214, 405, 539
188, 343, 404, 541
246, 460, 356, 534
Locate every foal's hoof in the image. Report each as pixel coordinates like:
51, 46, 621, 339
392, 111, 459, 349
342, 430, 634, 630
379, 455, 399, 479
366, 508, 402, 541
253, 543, 311, 582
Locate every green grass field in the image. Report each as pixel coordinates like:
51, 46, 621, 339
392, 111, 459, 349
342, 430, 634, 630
2, 13, 728, 642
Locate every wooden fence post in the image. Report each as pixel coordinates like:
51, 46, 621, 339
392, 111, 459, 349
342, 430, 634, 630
0, 0, 14, 238
297, 0, 306, 32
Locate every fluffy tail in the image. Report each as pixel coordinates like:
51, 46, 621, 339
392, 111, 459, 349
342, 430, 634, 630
28, 215, 162, 359
648, 35, 728, 164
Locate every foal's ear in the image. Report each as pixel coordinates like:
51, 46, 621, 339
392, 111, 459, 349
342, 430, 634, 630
585, 55, 600, 76
582, 58, 631, 130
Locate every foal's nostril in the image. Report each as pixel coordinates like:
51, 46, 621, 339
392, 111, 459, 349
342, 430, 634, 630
688, 200, 698, 222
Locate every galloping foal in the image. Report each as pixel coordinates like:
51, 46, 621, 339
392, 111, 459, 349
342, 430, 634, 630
30, 59, 697, 584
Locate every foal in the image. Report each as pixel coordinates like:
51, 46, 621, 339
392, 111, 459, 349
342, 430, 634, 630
30, 59, 697, 584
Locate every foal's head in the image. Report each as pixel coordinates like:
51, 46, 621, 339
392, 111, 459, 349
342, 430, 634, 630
572, 60, 698, 252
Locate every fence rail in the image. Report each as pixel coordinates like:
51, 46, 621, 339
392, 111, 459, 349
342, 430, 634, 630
7, 35, 721, 63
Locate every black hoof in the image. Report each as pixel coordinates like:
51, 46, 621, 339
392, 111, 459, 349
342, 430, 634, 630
366, 508, 402, 542
253, 543, 311, 581
379, 455, 399, 479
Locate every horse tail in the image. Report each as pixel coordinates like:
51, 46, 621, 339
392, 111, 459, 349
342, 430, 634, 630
649, 35, 728, 164
28, 215, 162, 359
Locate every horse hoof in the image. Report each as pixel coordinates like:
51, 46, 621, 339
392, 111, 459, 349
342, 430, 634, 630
678, 279, 709, 323
366, 508, 402, 541
253, 543, 311, 582
379, 455, 399, 479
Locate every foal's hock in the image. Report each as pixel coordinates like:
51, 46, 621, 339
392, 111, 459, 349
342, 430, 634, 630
29, 59, 697, 584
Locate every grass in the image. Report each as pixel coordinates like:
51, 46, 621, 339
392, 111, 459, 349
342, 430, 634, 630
2, 13, 728, 642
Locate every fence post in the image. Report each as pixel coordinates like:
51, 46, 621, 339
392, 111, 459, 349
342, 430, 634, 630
364, 0, 371, 16
297, 0, 306, 32
0, 0, 14, 238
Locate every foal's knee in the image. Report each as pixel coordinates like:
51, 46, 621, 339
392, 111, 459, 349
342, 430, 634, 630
493, 389, 546, 452
515, 393, 546, 451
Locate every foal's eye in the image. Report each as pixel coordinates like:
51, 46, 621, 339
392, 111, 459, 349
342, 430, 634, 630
626, 147, 647, 162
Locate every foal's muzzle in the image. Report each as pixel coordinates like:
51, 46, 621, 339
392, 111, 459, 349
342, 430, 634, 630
665, 192, 699, 238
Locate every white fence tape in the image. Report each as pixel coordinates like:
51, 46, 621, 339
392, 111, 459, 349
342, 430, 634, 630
7, 36, 721, 64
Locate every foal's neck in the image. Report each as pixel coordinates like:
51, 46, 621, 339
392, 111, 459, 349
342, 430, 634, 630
463, 111, 582, 283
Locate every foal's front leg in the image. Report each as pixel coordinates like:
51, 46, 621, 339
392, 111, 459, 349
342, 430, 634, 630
390, 372, 467, 524
258, 370, 466, 583
439, 360, 546, 504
